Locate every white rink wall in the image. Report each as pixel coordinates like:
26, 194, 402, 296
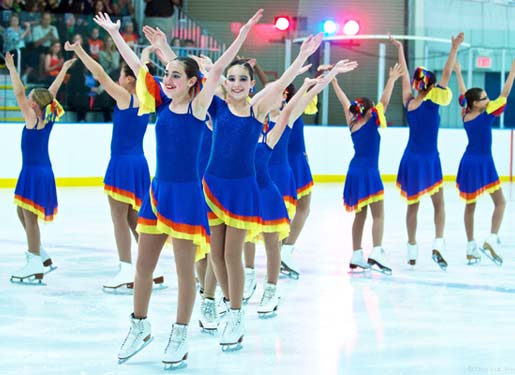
0, 124, 513, 180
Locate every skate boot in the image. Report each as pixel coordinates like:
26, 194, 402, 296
220, 308, 245, 352
481, 234, 503, 266
218, 296, 230, 318
118, 314, 153, 364
407, 243, 418, 266
243, 267, 257, 304
10, 251, 45, 284
349, 249, 370, 271
466, 241, 481, 265
367, 246, 392, 275
280, 244, 300, 279
39, 248, 56, 273
199, 297, 218, 333
432, 238, 448, 271
162, 323, 188, 370
257, 283, 279, 318
103, 261, 134, 290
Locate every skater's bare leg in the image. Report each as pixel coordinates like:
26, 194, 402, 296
127, 207, 139, 242
243, 242, 256, 269
22, 208, 40, 255
196, 257, 207, 292
203, 255, 218, 299
352, 206, 367, 250
284, 193, 311, 245
209, 224, 229, 299
17, 206, 26, 229
172, 237, 197, 325
108, 197, 132, 263
133, 233, 167, 318
225, 226, 247, 309
490, 189, 506, 234
431, 188, 445, 238
464, 202, 476, 241
406, 202, 419, 245
370, 201, 384, 247
263, 232, 280, 285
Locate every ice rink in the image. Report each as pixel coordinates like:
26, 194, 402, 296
1, 182, 514, 375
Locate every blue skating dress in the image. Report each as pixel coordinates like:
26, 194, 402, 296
103, 95, 150, 211
396, 85, 452, 204
135, 72, 210, 261
343, 103, 386, 212
14, 118, 58, 221
456, 96, 506, 203
249, 133, 290, 242
268, 120, 297, 219
288, 117, 313, 199
202, 96, 262, 239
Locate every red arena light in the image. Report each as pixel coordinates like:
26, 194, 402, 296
274, 16, 291, 31
342, 19, 360, 36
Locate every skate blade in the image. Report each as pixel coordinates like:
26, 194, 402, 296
280, 262, 300, 280
118, 336, 154, 364
466, 255, 481, 266
480, 246, 503, 266
10, 273, 45, 285
220, 340, 243, 352
432, 251, 448, 271
44, 265, 57, 275
103, 284, 134, 295
199, 321, 218, 334
257, 309, 278, 319
243, 286, 256, 304
367, 261, 392, 276
163, 353, 188, 370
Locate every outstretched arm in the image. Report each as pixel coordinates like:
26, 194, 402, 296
501, 59, 515, 98
192, 9, 264, 117
4, 52, 35, 126
48, 57, 76, 98
94, 12, 143, 76
379, 62, 404, 112
439, 32, 464, 88
331, 78, 353, 126
389, 34, 412, 106
288, 59, 358, 123
65, 41, 131, 106
142, 25, 177, 63
454, 62, 467, 95
266, 77, 318, 148
254, 33, 324, 119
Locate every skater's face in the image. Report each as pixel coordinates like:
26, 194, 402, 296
225, 65, 255, 102
118, 69, 133, 89
163, 60, 198, 98
474, 90, 489, 110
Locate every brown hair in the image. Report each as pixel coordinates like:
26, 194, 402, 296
31, 88, 54, 111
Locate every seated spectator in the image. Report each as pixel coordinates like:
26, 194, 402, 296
99, 36, 120, 78
43, 40, 64, 84
111, 0, 134, 17
32, 11, 60, 53
121, 20, 137, 48
3, 13, 31, 80
87, 27, 104, 60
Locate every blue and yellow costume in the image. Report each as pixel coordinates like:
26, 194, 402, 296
103, 95, 150, 211
135, 70, 210, 261
288, 117, 314, 199
343, 103, 387, 212
268, 120, 297, 219
456, 96, 506, 203
202, 96, 262, 238
250, 132, 290, 242
14, 112, 60, 221
396, 85, 452, 204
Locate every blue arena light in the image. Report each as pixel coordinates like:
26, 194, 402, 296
323, 19, 338, 35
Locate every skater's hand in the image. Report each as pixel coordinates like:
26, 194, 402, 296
142, 25, 168, 48
317, 64, 333, 72
297, 63, 312, 76
388, 62, 404, 80
299, 33, 323, 57
236, 55, 256, 68
452, 32, 465, 49
239, 9, 264, 38
93, 12, 120, 34
332, 59, 359, 74
64, 40, 80, 52
388, 33, 403, 49
62, 58, 77, 71
4, 51, 15, 71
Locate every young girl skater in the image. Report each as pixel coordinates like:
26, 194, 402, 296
7, 51, 75, 283
454, 61, 514, 266
202, 33, 323, 351
391, 33, 464, 270
331, 63, 403, 275
63, 40, 160, 290
94, 9, 263, 367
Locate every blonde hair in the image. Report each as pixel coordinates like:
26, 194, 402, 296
31, 88, 54, 111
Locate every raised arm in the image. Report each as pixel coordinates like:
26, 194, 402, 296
48, 57, 76, 98
389, 34, 412, 106
501, 59, 515, 98
4, 51, 35, 126
332, 78, 353, 126
439, 32, 464, 88
288, 59, 358, 123
254, 33, 323, 119
266, 77, 318, 148
142, 25, 177, 63
453, 62, 467, 95
379, 62, 404, 112
65, 40, 131, 106
94, 12, 143, 76
192, 9, 264, 117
